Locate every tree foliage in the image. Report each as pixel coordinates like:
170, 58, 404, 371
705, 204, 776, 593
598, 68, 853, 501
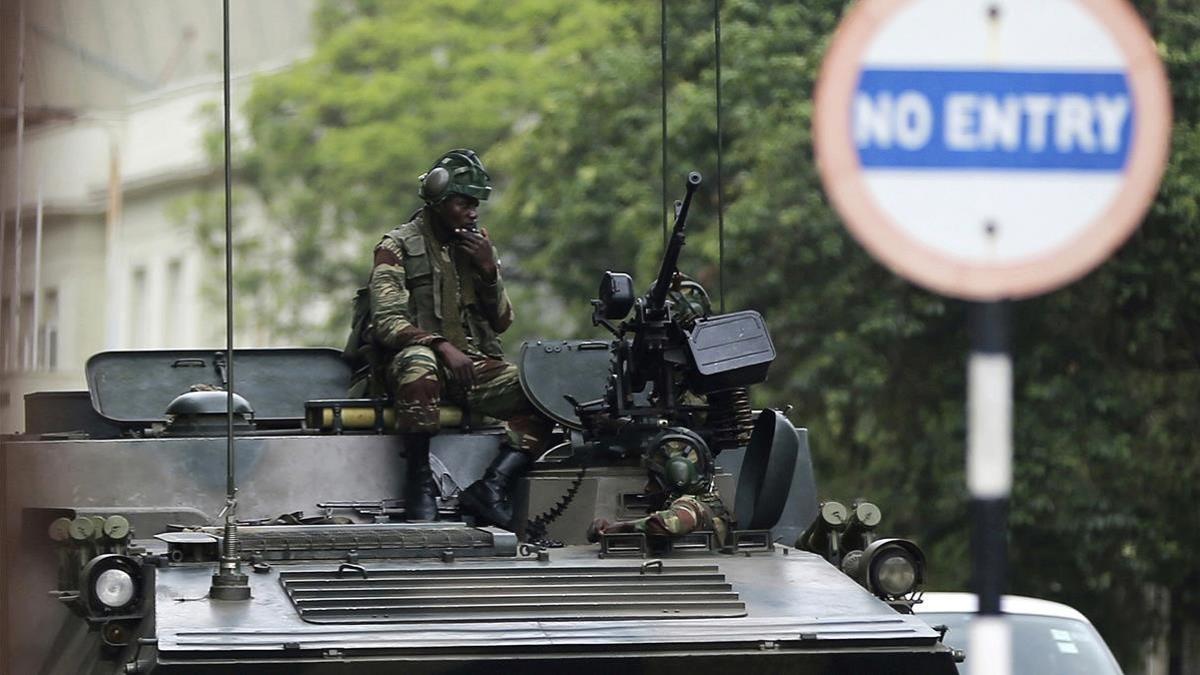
232, 0, 629, 339
225, 0, 1200, 668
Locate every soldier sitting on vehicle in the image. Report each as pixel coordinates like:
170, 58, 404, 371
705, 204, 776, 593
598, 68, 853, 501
347, 148, 553, 528
587, 434, 732, 548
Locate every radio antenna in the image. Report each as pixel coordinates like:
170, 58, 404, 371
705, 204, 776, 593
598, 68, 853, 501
714, 0, 725, 313
660, 0, 669, 248
209, 0, 250, 601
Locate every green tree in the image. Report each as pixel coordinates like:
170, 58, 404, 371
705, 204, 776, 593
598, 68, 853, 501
227, 0, 630, 343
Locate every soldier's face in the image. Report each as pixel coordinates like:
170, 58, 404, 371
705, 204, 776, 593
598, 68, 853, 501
438, 195, 480, 231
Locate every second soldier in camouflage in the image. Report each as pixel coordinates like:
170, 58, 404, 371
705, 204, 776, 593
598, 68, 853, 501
587, 427, 733, 547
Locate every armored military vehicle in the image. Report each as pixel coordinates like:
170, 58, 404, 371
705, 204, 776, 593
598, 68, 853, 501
1, 173, 958, 674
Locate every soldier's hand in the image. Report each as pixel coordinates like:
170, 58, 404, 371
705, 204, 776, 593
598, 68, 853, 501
434, 341, 476, 387
453, 228, 498, 281
587, 518, 613, 544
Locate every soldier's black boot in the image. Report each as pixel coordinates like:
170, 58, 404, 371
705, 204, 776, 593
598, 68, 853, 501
403, 434, 439, 522
459, 447, 530, 530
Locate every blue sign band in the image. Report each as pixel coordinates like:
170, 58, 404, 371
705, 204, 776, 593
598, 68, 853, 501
853, 69, 1133, 171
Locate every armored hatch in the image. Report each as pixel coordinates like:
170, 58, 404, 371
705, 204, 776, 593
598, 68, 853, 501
518, 338, 612, 430
85, 348, 351, 429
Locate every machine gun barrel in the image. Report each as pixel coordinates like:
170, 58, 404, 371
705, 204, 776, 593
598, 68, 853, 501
648, 171, 703, 311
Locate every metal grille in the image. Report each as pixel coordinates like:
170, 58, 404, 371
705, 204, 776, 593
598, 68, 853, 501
279, 563, 746, 623
200, 523, 514, 561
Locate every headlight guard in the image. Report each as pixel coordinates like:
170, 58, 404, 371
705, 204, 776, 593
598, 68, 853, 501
80, 554, 143, 617
859, 538, 926, 600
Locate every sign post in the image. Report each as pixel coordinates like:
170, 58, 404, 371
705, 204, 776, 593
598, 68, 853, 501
813, 1, 1170, 673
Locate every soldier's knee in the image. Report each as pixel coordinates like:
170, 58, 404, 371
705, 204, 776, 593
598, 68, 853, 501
394, 401, 440, 434
394, 373, 441, 434
389, 346, 442, 434
388, 345, 441, 393
390, 346, 439, 375
398, 376, 441, 405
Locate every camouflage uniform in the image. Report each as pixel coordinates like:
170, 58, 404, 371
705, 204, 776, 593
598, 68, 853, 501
589, 424, 733, 548
600, 492, 732, 547
366, 208, 551, 453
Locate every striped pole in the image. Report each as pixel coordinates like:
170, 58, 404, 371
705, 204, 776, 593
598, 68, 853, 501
967, 301, 1012, 675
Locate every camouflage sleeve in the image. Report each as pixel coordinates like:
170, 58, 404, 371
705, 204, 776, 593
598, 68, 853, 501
475, 243, 514, 333
631, 495, 713, 538
369, 237, 442, 350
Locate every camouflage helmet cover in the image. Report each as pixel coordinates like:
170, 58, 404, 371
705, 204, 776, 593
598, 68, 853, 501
419, 148, 493, 204
665, 275, 712, 329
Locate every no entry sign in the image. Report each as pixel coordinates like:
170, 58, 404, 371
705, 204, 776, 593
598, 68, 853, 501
813, 0, 1171, 300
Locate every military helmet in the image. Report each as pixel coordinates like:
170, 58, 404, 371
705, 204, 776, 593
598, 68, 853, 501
419, 148, 492, 204
666, 275, 712, 329
645, 427, 714, 497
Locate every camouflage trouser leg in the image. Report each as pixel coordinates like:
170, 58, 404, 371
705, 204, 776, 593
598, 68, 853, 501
387, 346, 442, 434
386, 346, 553, 451
459, 355, 553, 454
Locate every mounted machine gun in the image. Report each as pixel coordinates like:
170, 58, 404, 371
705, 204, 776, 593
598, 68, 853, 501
582, 171, 772, 442
534, 171, 792, 532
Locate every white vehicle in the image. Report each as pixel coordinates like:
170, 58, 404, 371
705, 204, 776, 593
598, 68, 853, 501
913, 592, 1124, 675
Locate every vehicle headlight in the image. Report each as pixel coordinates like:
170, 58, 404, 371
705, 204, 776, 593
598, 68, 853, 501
95, 569, 135, 608
874, 550, 917, 596
80, 554, 143, 615
859, 538, 926, 600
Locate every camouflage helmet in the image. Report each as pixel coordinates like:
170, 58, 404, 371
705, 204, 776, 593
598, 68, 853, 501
666, 274, 712, 329
644, 427, 714, 497
418, 148, 492, 205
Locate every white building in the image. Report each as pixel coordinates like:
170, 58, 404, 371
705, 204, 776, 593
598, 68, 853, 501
0, 0, 314, 432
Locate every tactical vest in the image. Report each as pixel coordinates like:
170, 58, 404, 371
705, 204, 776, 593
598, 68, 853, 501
344, 214, 505, 375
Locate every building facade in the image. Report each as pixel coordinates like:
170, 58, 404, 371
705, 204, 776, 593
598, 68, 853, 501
0, 0, 313, 432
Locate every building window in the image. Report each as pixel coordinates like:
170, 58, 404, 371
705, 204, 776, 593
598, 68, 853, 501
39, 289, 58, 371
19, 293, 33, 370
0, 297, 8, 371
0, 290, 62, 372
165, 259, 182, 346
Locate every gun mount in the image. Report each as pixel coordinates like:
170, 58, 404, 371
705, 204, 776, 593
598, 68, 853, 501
580, 173, 774, 458
540, 172, 786, 532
